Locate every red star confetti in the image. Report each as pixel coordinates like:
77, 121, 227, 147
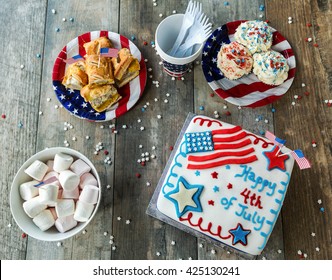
135, 173, 141, 178
22, 233, 27, 238
208, 200, 215, 206
169, 146, 174, 151
313, 43, 319, 47
210, 93, 215, 97
1, 114, 6, 119
227, 183, 233, 189
306, 22, 312, 27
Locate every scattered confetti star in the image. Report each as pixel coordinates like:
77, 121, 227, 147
194, 170, 200, 176
156, 252, 161, 256
208, 200, 215, 206
227, 183, 233, 189
213, 186, 220, 192
311, 232, 316, 237
171, 241, 176, 246
211, 249, 216, 254
117, 216, 121, 221
125, 220, 131, 224
199, 243, 204, 248
315, 247, 320, 252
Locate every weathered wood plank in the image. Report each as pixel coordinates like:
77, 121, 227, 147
0, 0, 47, 260
112, 0, 198, 260
25, 0, 119, 259
266, 0, 332, 259
193, 0, 284, 260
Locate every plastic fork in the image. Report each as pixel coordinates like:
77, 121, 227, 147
175, 15, 212, 57
168, 1, 199, 56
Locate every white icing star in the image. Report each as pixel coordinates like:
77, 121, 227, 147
168, 181, 198, 213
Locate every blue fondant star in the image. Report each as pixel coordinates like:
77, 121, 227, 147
229, 223, 251, 246
195, 170, 201, 176
164, 176, 204, 218
213, 186, 220, 192
225, 165, 231, 170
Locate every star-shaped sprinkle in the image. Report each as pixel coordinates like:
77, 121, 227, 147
211, 171, 218, 179
263, 146, 289, 171
213, 186, 219, 192
171, 240, 176, 246
195, 170, 200, 176
229, 223, 251, 246
227, 183, 233, 189
208, 200, 215, 206
164, 176, 204, 218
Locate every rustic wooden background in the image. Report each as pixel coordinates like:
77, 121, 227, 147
0, 0, 331, 260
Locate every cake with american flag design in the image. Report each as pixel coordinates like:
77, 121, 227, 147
155, 114, 294, 256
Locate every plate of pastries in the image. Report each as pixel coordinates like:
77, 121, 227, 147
52, 31, 147, 121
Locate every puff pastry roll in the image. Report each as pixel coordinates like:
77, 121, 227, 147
80, 84, 121, 112
62, 61, 88, 90
83, 37, 113, 56
85, 55, 114, 86
112, 48, 134, 81
116, 58, 140, 88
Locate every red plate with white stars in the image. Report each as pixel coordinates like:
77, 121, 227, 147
201, 20, 296, 108
52, 30, 147, 122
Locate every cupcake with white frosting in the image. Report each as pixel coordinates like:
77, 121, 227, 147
217, 41, 253, 80
253, 50, 289, 85
234, 20, 273, 54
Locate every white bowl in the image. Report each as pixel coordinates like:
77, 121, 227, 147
10, 147, 101, 242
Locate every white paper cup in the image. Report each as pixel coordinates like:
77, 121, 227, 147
155, 14, 204, 77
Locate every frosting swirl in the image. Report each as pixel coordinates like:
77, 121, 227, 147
217, 41, 253, 80
234, 20, 273, 54
253, 50, 289, 86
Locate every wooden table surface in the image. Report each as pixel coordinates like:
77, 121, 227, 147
0, 0, 331, 260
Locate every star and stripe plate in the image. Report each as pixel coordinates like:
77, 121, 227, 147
201, 20, 296, 108
52, 30, 147, 122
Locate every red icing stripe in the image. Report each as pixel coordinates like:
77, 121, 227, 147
78, 32, 91, 57
188, 147, 255, 162
187, 155, 258, 169
214, 139, 252, 150
179, 212, 231, 240
193, 117, 223, 127
212, 126, 242, 135
226, 20, 246, 35
213, 131, 247, 142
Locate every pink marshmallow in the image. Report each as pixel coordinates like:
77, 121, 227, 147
70, 159, 91, 177
55, 215, 78, 233
79, 185, 99, 204
79, 173, 98, 189
62, 187, 79, 199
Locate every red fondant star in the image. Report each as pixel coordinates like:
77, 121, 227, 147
263, 146, 289, 171
208, 200, 215, 206
211, 171, 218, 179
227, 183, 233, 189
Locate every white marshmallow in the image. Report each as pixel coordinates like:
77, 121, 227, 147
53, 153, 74, 172
79, 185, 99, 204
32, 209, 55, 231
43, 171, 60, 186
55, 215, 78, 233
46, 160, 54, 172
74, 200, 95, 222
19, 180, 39, 200
79, 173, 98, 189
24, 160, 48, 181
23, 196, 47, 218
39, 184, 59, 205
62, 187, 79, 199
59, 170, 79, 191
55, 199, 75, 218
70, 159, 91, 177
49, 207, 58, 220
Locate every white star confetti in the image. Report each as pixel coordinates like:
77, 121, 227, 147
156, 252, 161, 256
171, 240, 176, 246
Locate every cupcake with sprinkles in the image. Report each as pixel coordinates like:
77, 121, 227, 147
217, 41, 253, 80
234, 20, 273, 54
253, 50, 289, 85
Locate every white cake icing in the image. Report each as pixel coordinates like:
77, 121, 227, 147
156, 115, 294, 255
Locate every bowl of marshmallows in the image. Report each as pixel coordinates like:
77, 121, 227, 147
10, 147, 101, 241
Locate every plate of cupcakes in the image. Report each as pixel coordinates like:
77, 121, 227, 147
201, 20, 296, 108
52, 31, 147, 122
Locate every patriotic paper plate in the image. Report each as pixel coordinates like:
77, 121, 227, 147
52, 30, 147, 122
202, 20, 296, 108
